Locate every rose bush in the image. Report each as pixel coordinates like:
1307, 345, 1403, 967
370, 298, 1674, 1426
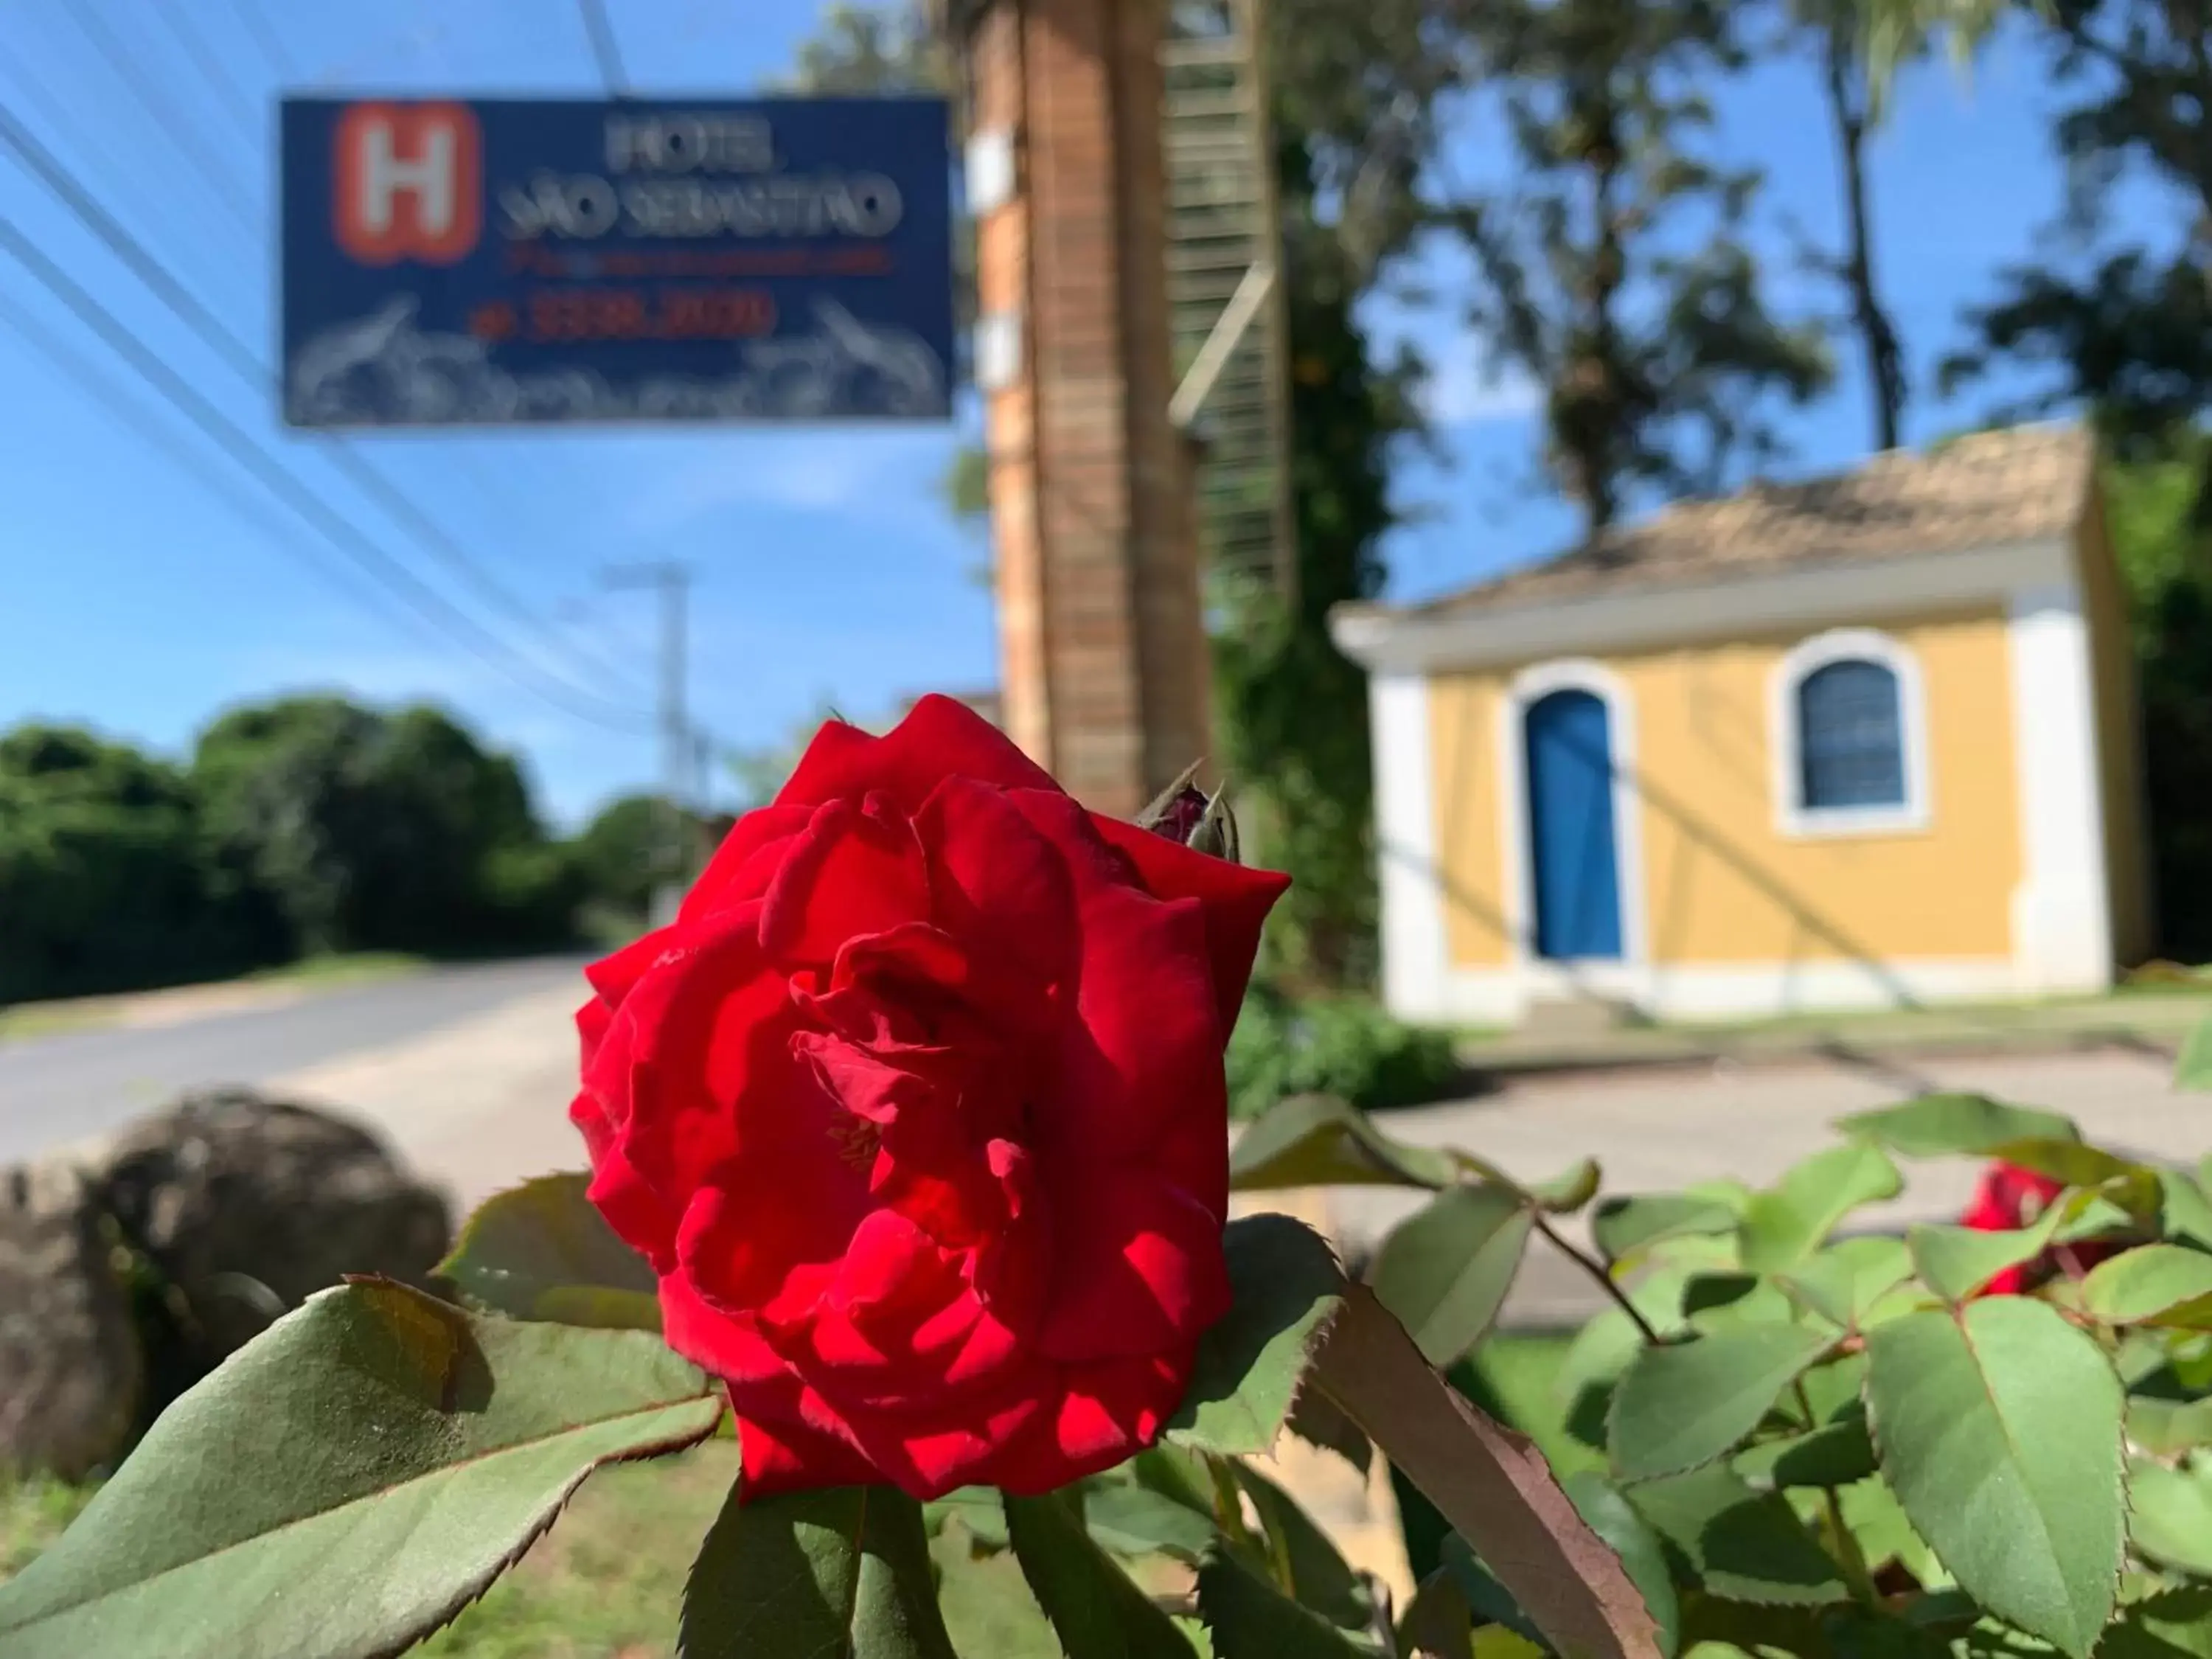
570, 696, 1290, 1499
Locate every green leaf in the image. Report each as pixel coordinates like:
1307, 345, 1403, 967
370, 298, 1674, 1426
1837, 1475, 1945, 1587
1229, 1093, 1456, 1191
1169, 1215, 1348, 1456
1563, 1472, 1681, 1657
1234, 1464, 1374, 1631
1864, 1299, 2126, 1658
1555, 1267, 1696, 1407
2082, 1245, 2212, 1328
1531, 1158, 1603, 1214
924, 1486, 1009, 1552
434, 1171, 663, 1331
1623, 1464, 1850, 1606
2129, 1461, 2212, 1579
1593, 1195, 1741, 1265
679, 1482, 959, 1659
1739, 1143, 1903, 1273
1992, 1137, 2152, 1192
1286, 1386, 1372, 1474
1397, 1568, 1475, 1659
1084, 1483, 1218, 1562
2176, 1017, 2212, 1093
1905, 1203, 2067, 1303
1197, 1545, 1382, 1658
0, 1280, 721, 1659
2160, 1173, 2212, 1251
1368, 1186, 1536, 1367
2107, 1587, 2212, 1659
1682, 1273, 1800, 1336
1609, 1324, 1836, 1482
1733, 1405, 1879, 1490
1775, 1237, 1915, 1332
1004, 1489, 1198, 1659
1438, 1537, 1546, 1646
2128, 1396, 2212, 1457
1839, 1094, 2081, 1157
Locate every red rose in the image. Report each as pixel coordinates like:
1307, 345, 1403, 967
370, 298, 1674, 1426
1960, 1161, 2118, 1295
570, 697, 1288, 1500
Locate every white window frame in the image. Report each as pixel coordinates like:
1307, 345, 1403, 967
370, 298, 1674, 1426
1770, 627, 1933, 839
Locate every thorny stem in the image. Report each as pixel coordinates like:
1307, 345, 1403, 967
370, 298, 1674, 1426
1531, 1211, 1662, 1346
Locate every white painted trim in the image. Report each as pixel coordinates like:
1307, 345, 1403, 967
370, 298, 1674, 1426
2006, 582, 2115, 993
1332, 538, 2076, 675
1369, 673, 1453, 1021
1496, 660, 1649, 970
1430, 957, 2025, 1026
1767, 628, 1933, 839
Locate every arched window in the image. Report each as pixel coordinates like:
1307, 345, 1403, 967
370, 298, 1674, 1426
1798, 658, 1905, 810
1773, 629, 1930, 835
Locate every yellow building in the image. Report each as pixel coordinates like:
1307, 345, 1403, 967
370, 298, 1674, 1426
1329, 425, 2151, 1025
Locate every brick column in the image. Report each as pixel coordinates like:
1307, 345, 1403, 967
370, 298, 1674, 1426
963, 0, 1211, 817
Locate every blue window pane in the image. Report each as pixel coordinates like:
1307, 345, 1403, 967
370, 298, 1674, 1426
1798, 659, 1905, 810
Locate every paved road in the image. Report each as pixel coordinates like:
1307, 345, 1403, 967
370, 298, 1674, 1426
0, 956, 589, 1166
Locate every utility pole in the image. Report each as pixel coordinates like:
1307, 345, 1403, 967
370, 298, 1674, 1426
602, 560, 693, 925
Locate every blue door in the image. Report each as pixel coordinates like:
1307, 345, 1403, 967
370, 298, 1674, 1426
1523, 689, 1624, 961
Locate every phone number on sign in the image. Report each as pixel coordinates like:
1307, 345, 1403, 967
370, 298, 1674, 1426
470, 287, 781, 343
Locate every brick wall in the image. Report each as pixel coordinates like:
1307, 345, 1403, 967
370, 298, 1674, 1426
968, 0, 1211, 817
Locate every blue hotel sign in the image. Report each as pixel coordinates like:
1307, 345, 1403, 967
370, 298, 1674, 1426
279, 97, 956, 428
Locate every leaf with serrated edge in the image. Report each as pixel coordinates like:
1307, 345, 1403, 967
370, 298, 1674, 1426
1907, 1204, 2068, 1303
1083, 1482, 1217, 1562
1624, 1464, 1847, 1606
679, 1481, 958, 1659
1839, 1094, 2081, 1157
0, 1281, 720, 1659
1198, 1545, 1378, 1658
436, 1171, 661, 1331
2128, 1396, 2212, 1457
2081, 1245, 2212, 1327
1312, 1286, 1662, 1659
2129, 1461, 2212, 1579
1230, 1093, 1457, 1192
1286, 1384, 1372, 1474
1004, 1489, 1197, 1659
1563, 1472, 1680, 1658
1369, 1185, 1536, 1367
1865, 1299, 2126, 1658
1775, 1237, 1913, 1332
1732, 1407, 1878, 1490
1169, 1215, 1348, 1456
1739, 1143, 1902, 1273
1593, 1194, 1742, 1265
1608, 1324, 1836, 1482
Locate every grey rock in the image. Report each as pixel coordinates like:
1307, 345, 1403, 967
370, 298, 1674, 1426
0, 1160, 145, 1478
97, 1088, 453, 1367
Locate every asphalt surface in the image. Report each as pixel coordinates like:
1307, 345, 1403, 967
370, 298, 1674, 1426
0, 955, 590, 1167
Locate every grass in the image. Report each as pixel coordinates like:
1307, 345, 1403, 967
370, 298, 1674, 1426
0, 1336, 1579, 1657
243, 951, 430, 990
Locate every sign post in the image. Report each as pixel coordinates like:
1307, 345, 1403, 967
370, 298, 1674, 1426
280, 97, 956, 428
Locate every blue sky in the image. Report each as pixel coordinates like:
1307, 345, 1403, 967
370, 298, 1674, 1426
0, 1, 2163, 828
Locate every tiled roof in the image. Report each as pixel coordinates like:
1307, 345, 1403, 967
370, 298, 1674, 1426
1391, 424, 2093, 619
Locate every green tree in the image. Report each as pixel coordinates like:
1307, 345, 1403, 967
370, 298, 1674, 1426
1944, 0, 2212, 505
192, 696, 574, 958
1439, 0, 1832, 538
0, 726, 245, 1001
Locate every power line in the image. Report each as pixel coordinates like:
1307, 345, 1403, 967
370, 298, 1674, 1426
578, 0, 631, 94
0, 95, 650, 701
153, 4, 262, 145
56, 1, 256, 229
230, 0, 299, 83
0, 207, 653, 735
0, 284, 436, 649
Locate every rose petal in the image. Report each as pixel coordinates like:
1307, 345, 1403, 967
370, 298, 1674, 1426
971, 1350, 1191, 1495
678, 1161, 869, 1316
914, 776, 1083, 992
1037, 1172, 1230, 1363
777, 695, 1059, 815
1089, 813, 1290, 1034
734, 1391, 884, 1499
681, 803, 814, 922
759, 796, 932, 969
